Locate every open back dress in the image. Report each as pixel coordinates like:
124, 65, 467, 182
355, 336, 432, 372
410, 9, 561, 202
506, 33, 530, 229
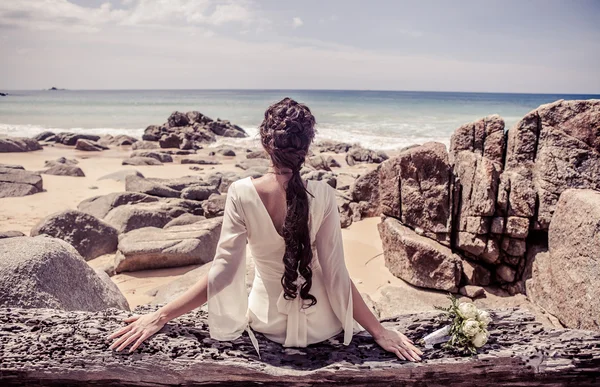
207, 176, 355, 348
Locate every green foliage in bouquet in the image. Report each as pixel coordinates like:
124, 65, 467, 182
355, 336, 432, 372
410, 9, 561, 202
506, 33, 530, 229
435, 294, 491, 355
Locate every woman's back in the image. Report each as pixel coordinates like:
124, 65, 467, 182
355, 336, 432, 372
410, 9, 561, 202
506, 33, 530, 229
208, 176, 355, 347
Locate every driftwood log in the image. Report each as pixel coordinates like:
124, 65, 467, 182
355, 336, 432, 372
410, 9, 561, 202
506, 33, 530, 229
1, 306, 599, 386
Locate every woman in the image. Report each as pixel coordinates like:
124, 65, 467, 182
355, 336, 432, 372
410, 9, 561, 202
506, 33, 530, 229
108, 98, 423, 362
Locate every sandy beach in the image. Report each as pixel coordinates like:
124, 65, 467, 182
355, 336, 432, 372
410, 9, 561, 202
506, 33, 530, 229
0, 143, 557, 327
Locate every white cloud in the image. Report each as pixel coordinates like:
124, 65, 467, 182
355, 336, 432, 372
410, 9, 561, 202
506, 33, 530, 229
0, 0, 259, 32
292, 17, 303, 28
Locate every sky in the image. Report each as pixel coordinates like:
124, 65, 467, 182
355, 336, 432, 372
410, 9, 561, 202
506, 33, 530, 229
1, 0, 599, 93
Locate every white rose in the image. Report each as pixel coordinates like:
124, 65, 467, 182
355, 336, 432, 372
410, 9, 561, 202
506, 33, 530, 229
477, 310, 492, 327
462, 319, 481, 338
458, 302, 478, 319
472, 330, 489, 348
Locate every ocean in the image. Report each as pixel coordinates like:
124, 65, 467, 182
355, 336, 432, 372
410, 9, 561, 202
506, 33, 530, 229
1, 90, 598, 150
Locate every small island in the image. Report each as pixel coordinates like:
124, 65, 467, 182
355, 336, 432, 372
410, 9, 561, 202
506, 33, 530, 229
0, 92, 7, 96
48, 87, 66, 91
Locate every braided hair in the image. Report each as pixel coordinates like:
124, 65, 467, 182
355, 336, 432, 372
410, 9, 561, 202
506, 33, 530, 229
259, 97, 317, 307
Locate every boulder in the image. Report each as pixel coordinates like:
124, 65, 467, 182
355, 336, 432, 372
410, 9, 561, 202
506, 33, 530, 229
0, 236, 129, 311
41, 164, 85, 177
0, 230, 25, 239
0, 167, 44, 198
380, 142, 452, 244
504, 100, 600, 230
129, 150, 173, 163
98, 169, 144, 182
306, 155, 331, 171
104, 199, 203, 233
349, 168, 380, 218
327, 156, 342, 168
345, 146, 388, 166
461, 259, 491, 286
75, 139, 108, 151
246, 150, 268, 159
459, 285, 486, 299
159, 133, 182, 149
114, 218, 223, 272
125, 175, 180, 198
202, 194, 226, 218
0, 163, 25, 170
122, 156, 163, 166
217, 148, 236, 157
181, 185, 220, 201
44, 157, 78, 168
315, 140, 353, 153
449, 115, 505, 166
302, 170, 337, 189
378, 217, 462, 292
181, 156, 221, 165
34, 131, 57, 142
30, 210, 119, 260
132, 140, 159, 150
78, 192, 159, 219
99, 134, 138, 147
235, 158, 269, 172
164, 214, 207, 228
0, 136, 42, 152
56, 132, 100, 146
167, 111, 190, 127
527, 189, 600, 330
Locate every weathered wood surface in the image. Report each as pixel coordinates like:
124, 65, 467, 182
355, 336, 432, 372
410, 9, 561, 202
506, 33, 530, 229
1, 306, 599, 386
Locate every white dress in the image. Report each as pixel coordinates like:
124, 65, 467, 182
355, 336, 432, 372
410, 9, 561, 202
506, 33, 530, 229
207, 176, 355, 349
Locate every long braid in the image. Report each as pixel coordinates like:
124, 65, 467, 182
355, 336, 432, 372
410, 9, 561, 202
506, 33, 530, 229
259, 98, 317, 307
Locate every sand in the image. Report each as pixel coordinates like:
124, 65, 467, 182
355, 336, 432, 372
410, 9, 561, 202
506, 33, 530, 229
0, 144, 558, 327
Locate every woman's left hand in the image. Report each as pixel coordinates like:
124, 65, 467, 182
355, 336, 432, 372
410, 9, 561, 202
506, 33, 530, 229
374, 328, 423, 362
107, 311, 166, 353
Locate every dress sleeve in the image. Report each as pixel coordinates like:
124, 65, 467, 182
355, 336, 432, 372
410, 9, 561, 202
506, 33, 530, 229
315, 184, 354, 345
207, 181, 249, 341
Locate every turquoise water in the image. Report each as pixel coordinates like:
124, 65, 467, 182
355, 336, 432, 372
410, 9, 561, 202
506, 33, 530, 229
0, 90, 598, 150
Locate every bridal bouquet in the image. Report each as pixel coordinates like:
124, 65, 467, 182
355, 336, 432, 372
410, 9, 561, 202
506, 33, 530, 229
421, 295, 491, 355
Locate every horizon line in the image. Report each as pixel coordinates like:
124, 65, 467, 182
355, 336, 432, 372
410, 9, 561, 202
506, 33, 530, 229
1, 88, 600, 96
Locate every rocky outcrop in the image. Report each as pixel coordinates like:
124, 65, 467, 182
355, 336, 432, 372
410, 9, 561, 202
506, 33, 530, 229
114, 218, 222, 272
0, 136, 42, 152
0, 166, 44, 198
30, 210, 119, 260
75, 139, 108, 151
142, 111, 247, 150
378, 217, 462, 292
527, 189, 600, 330
349, 168, 380, 219
503, 100, 600, 230
377, 100, 600, 293
1, 307, 599, 386
0, 236, 128, 311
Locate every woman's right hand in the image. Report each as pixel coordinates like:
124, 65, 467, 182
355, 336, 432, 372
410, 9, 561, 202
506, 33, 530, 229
108, 310, 167, 353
